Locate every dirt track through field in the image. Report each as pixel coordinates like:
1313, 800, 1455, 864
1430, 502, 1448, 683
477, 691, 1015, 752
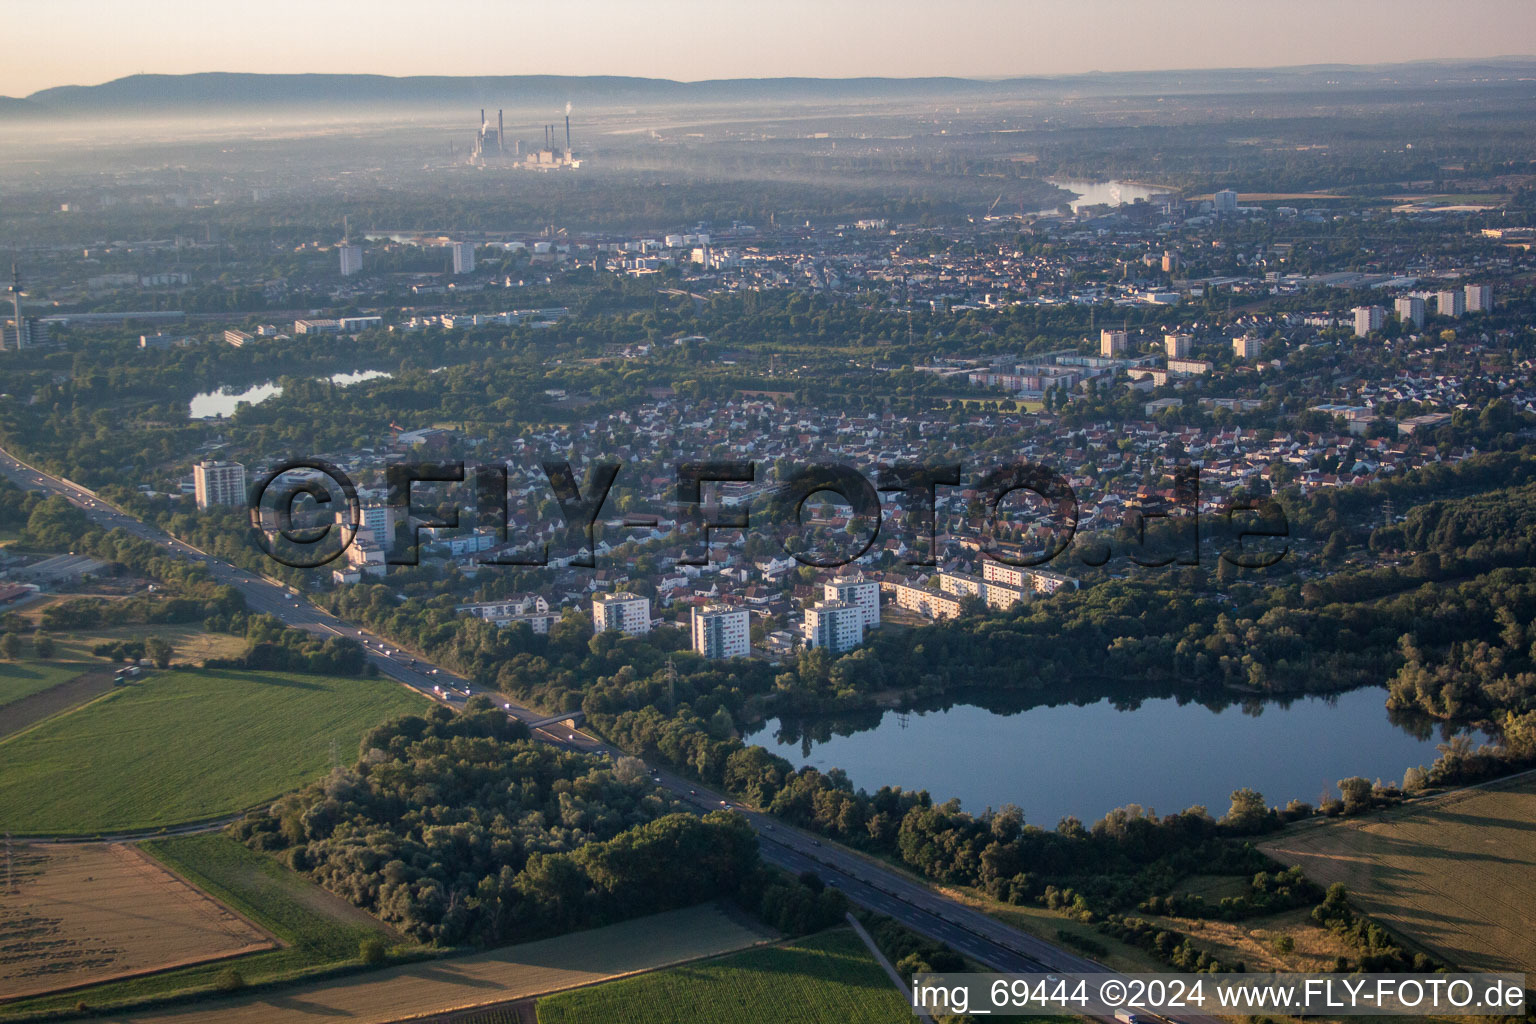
88, 903, 772, 1024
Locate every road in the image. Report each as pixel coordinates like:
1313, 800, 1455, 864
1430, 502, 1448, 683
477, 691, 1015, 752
0, 445, 1228, 1021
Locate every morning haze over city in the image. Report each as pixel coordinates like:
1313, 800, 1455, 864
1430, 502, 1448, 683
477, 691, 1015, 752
0, 3, 1534, 1023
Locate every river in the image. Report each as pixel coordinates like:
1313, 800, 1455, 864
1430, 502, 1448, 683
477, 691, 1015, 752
1039, 179, 1171, 214
745, 686, 1484, 827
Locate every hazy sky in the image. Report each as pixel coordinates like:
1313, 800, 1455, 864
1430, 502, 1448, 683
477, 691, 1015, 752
8, 0, 1536, 97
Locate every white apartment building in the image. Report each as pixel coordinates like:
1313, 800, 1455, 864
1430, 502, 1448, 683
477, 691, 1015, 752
339, 245, 362, 277
887, 580, 962, 620
358, 504, 400, 543
982, 561, 1080, 595
1465, 284, 1493, 314
457, 595, 558, 633
823, 575, 880, 630
1163, 333, 1192, 359
1232, 334, 1261, 359
1436, 289, 1465, 318
193, 460, 246, 510
938, 571, 1029, 611
1394, 296, 1425, 329
802, 600, 865, 654
691, 605, 749, 659
593, 592, 652, 636
1166, 358, 1213, 376
451, 241, 476, 275
1099, 329, 1128, 357
1353, 305, 1386, 337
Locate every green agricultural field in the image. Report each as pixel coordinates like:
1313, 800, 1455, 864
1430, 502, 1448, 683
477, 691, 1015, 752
535, 929, 908, 1024
0, 667, 427, 834
0, 658, 89, 707
0, 833, 406, 1019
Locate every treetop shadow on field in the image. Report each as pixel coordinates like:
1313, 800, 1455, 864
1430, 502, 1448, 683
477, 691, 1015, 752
234, 674, 326, 691
400, 964, 507, 990
660, 941, 890, 990
1299, 827, 1535, 869
246, 992, 352, 1017
1412, 806, 1536, 834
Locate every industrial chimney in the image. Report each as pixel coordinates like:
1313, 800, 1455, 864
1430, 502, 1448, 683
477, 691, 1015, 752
497, 109, 505, 154
565, 115, 571, 154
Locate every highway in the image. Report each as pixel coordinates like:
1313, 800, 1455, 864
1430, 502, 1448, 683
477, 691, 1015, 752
0, 445, 1228, 1021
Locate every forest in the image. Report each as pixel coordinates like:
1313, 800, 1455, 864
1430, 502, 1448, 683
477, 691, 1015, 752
232, 702, 843, 945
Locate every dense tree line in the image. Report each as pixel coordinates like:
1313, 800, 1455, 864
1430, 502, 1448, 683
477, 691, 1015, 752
234, 702, 839, 946
204, 613, 369, 676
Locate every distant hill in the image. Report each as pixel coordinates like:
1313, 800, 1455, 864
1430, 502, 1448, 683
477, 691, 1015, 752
7, 59, 1536, 117
0, 95, 45, 117
18, 72, 1004, 114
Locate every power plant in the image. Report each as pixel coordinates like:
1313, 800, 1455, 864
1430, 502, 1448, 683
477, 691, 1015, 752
469, 107, 580, 170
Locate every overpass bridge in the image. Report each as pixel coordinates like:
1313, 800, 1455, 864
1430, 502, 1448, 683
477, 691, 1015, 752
525, 710, 585, 730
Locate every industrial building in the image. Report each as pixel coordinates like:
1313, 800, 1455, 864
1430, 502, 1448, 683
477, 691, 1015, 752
469, 108, 581, 170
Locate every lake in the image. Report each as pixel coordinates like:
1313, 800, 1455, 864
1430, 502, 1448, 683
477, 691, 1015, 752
189, 370, 391, 419
1040, 179, 1170, 214
745, 687, 1482, 827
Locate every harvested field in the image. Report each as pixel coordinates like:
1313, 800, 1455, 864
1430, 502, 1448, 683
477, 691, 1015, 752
0, 843, 274, 1001
1261, 770, 1536, 973
81, 903, 771, 1024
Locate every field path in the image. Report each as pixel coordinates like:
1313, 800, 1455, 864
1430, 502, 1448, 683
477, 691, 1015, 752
85, 903, 773, 1024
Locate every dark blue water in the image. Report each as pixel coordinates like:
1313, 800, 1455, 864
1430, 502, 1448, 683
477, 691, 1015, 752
746, 687, 1478, 827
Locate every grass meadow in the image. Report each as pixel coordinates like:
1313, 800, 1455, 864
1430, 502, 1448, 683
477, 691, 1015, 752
0, 667, 427, 834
